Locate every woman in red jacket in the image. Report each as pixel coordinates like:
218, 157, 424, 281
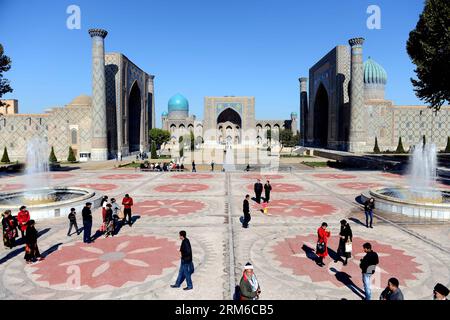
316, 222, 330, 267
17, 206, 30, 238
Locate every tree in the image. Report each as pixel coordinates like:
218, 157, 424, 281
0, 44, 13, 107
266, 129, 272, 146
149, 128, 170, 149
49, 146, 58, 163
423, 135, 426, 147
190, 130, 195, 151
373, 137, 381, 153
67, 146, 77, 162
1, 146, 10, 163
396, 137, 406, 154
179, 145, 184, 158
444, 137, 450, 153
279, 129, 294, 153
151, 141, 157, 159
406, 0, 450, 111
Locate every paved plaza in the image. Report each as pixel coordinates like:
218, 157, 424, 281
0, 167, 449, 300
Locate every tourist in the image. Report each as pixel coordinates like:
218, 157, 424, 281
100, 196, 109, 232
242, 194, 251, 228
82, 202, 93, 244
433, 283, 449, 300
364, 197, 375, 228
254, 179, 263, 204
239, 262, 261, 300
17, 205, 30, 238
246, 164, 250, 172
67, 208, 79, 236
335, 219, 353, 266
170, 230, 194, 290
104, 203, 114, 238
380, 277, 404, 300
316, 222, 330, 267
359, 242, 379, 300
180, 163, 185, 171
211, 160, 215, 171
192, 160, 196, 172
110, 198, 121, 231
24, 220, 43, 264
264, 180, 272, 203
122, 194, 134, 226
2, 210, 17, 249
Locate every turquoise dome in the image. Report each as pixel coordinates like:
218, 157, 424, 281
291, 112, 298, 117
168, 93, 189, 113
364, 57, 387, 85
161, 111, 168, 117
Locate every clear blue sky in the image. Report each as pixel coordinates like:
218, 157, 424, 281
0, 0, 425, 128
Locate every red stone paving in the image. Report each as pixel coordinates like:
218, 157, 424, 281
48, 173, 75, 179
171, 173, 213, 180
241, 174, 284, 180
337, 182, 384, 190
134, 199, 206, 217
313, 173, 357, 179
99, 174, 143, 180
271, 235, 422, 289
0, 183, 26, 191
31, 235, 179, 289
246, 183, 303, 193
380, 173, 404, 179
252, 199, 337, 217
75, 184, 119, 192
154, 184, 209, 193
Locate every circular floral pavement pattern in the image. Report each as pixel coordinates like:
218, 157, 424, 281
75, 184, 119, 192
246, 183, 303, 193
241, 174, 284, 180
0, 183, 26, 191
337, 182, 383, 190
312, 173, 357, 179
252, 199, 337, 217
134, 199, 206, 217
379, 173, 404, 179
154, 184, 209, 193
30, 235, 179, 289
271, 235, 421, 289
99, 174, 143, 180
171, 173, 213, 180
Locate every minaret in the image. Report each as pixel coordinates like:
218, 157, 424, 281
299, 77, 308, 146
88, 28, 108, 161
348, 37, 366, 153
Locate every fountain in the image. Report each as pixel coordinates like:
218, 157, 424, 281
0, 138, 101, 219
362, 142, 450, 220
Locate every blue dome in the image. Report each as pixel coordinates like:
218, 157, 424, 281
364, 57, 387, 85
168, 93, 189, 113
161, 111, 168, 117
291, 112, 298, 117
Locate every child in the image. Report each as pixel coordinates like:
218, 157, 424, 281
67, 208, 79, 236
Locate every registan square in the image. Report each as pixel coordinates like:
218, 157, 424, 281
0, 0, 448, 302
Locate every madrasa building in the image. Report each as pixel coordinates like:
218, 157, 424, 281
299, 37, 450, 153
0, 28, 155, 162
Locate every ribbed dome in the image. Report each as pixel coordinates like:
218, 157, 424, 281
69, 95, 91, 106
291, 112, 298, 117
168, 94, 189, 113
364, 57, 387, 85
161, 111, 168, 117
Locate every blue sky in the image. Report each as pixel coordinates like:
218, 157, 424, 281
0, 0, 425, 127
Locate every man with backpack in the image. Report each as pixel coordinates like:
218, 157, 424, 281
67, 208, 79, 236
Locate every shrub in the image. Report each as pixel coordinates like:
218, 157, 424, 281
67, 146, 77, 162
1, 147, 10, 163
395, 137, 406, 154
49, 146, 58, 163
373, 137, 381, 153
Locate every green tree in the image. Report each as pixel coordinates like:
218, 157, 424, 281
151, 141, 157, 159
373, 137, 381, 153
49, 146, 58, 163
0, 44, 13, 107
266, 129, 272, 147
190, 130, 195, 151
149, 128, 170, 149
423, 135, 426, 147
444, 137, 450, 153
1, 146, 10, 163
179, 145, 184, 158
396, 137, 406, 154
406, 0, 450, 111
67, 146, 77, 162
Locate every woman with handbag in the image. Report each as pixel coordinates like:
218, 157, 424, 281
2, 210, 18, 249
335, 219, 353, 265
316, 222, 330, 267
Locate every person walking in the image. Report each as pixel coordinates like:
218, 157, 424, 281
211, 160, 215, 171
170, 230, 194, 290
433, 283, 449, 300
364, 198, 375, 228
335, 219, 353, 265
104, 203, 114, 238
242, 194, 251, 228
17, 205, 30, 238
360, 242, 379, 300
110, 198, 121, 233
67, 208, 79, 236
254, 179, 263, 204
121, 194, 134, 226
191, 160, 196, 172
316, 222, 330, 267
239, 262, 261, 300
2, 210, 17, 249
82, 202, 93, 244
263, 180, 272, 203
24, 220, 43, 264
380, 278, 404, 300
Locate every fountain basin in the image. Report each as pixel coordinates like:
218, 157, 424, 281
0, 187, 102, 220
361, 187, 450, 220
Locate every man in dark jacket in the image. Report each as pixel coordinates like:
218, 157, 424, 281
364, 198, 375, 228
171, 230, 194, 290
82, 202, 93, 243
254, 179, 263, 203
67, 208, 79, 236
264, 180, 272, 203
243, 194, 251, 228
335, 219, 353, 265
360, 242, 379, 300
380, 277, 404, 300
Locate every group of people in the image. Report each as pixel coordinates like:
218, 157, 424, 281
241, 180, 273, 228
135, 152, 148, 161
2, 206, 42, 264
140, 161, 185, 172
